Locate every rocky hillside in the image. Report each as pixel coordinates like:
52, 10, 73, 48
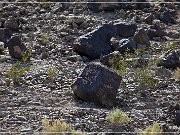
0, 0, 180, 134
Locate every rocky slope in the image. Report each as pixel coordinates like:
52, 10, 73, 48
0, 0, 180, 134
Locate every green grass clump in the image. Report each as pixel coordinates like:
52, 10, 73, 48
109, 53, 128, 76
173, 68, 180, 81
4, 62, 30, 85
106, 108, 130, 124
47, 66, 59, 80
42, 119, 85, 135
38, 33, 49, 45
134, 67, 159, 89
140, 122, 162, 135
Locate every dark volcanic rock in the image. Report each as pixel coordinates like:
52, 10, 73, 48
118, 38, 137, 53
143, 13, 154, 24
114, 22, 137, 37
71, 62, 122, 107
3, 17, 19, 30
73, 24, 116, 60
0, 28, 12, 46
157, 49, 180, 69
147, 22, 166, 39
174, 110, 180, 126
134, 28, 150, 46
160, 11, 175, 24
6, 34, 27, 58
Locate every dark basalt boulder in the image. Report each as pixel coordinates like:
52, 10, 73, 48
71, 62, 122, 107
160, 11, 175, 24
6, 34, 27, 59
3, 17, 19, 31
117, 38, 137, 53
134, 28, 150, 46
157, 49, 180, 69
0, 28, 12, 46
114, 22, 137, 38
73, 24, 116, 60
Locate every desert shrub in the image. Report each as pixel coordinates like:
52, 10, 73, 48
109, 53, 128, 76
4, 62, 30, 85
42, 119, 85, 135
140, 122, 162, 135
38, 33, 49, 45
134, 67, 159, 89
20, 48, 32, 62
173, 68, 180, 81
106, 108, 130, 124
47, 66, 59, 80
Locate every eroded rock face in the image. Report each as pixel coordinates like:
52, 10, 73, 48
6, 34, 27, 58
73, 24, 116, 60
117, 38, 137, 53
71, 62, 122, 107
0, 28, 12, 46
114, 21, 137, 37
134, 28, 150, 46
157, 49, 180, 69
160, 11, 175, 24
3, 17, 19, 30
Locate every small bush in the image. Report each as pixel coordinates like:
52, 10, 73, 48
4, 62, 30, 85
20, 48, 32, 62
47, 67, 59, 80
173, 68, 180, 81
42, 119, 85, 135
134, 67, 159, 89
38, 33, 49, 45
109, 53, 128, 76
140, 122, 162, 135
106, 108, 130, 124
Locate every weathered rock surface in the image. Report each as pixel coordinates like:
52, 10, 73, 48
160, 11, 175, 24
71, 62, 122, 107
0, 28, 12, 46
3, 17, 19, 30
134, 28, 150, 46
157, 49, 180, 69
6, 34, 27, 58
73, 24, 116, 59
114, 21, 137, 37
118, 38, 137, 53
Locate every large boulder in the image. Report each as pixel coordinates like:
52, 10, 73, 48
160, 11, 175, 24
73, 24, 116, 60
133, 28, 150, 46
3, 17, 19, 31
117, 38, 137, 53
6, 34, 27, 59
0, 28, 12, 46
71, 62, 122, 107
157, 49, 180, 69
114, 21, 137, 37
